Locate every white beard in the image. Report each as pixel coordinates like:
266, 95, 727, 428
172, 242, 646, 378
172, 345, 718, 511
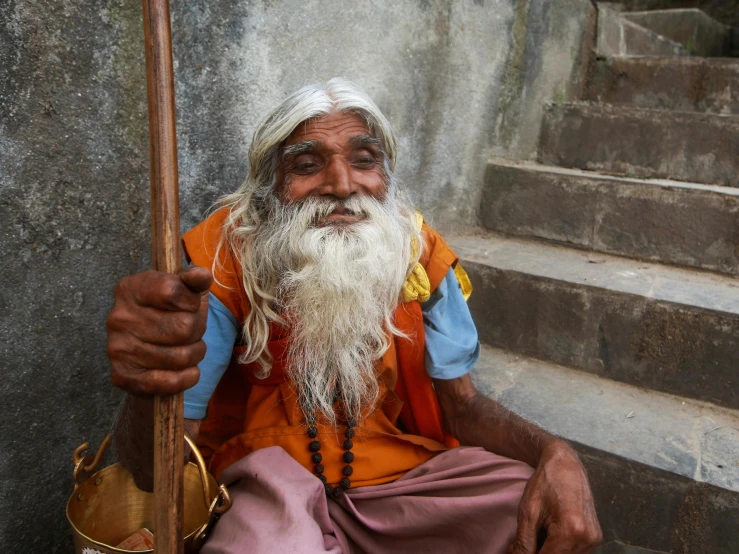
250, 194, 415, 423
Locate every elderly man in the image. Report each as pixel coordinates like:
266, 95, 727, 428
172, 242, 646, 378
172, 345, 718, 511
108, 78, 601, 554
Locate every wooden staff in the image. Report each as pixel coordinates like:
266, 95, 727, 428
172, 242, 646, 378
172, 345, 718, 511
142, 0, 184, 552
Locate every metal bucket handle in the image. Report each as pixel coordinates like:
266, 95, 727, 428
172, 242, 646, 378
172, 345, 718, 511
73, 434, 112, 490
70, 434, 232, 551
192, 482, 232, 550
72, 434, 231, 515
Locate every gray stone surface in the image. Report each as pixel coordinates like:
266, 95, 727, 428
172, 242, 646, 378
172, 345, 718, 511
480, 160, 739, 275
0, 1, 595, 551
449, 232, 739, 408
586, 56, 739, 115
474, 345, 739, 553
595, 543, 668, 554
577, 442, 739, 554
624, 9, 731, 56
473, 345, 739, 492
596, 3, 688, 57
607, 0, 739, 28
538, 102, 739, 187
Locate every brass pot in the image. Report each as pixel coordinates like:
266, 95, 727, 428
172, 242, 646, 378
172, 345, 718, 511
66, 434, 231, 553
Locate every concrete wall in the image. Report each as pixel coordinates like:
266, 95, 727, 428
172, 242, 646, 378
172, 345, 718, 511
0, 0, 593, 551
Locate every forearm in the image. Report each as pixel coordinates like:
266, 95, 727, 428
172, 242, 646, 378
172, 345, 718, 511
434, 375, 563, 467
113, 395, 156, 490
452, 392, 560, 467
113, 395, 201, 492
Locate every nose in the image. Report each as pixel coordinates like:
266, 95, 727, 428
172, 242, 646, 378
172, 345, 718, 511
320, 156, 357, 199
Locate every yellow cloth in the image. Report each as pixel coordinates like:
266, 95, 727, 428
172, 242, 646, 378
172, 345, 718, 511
402, 212, 432, 303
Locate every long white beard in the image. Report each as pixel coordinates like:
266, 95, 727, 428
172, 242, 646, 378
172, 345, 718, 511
250, 194, 415, 423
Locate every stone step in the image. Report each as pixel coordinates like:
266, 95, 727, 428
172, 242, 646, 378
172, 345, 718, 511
447, 233, 739, 409
595, 544, 668, 554
623, 9, 731, 57
538, 102, 739, 187
585, 56, 739, 115
480, 159, 739, 276
473, 345, 739, 554
596, 3, 689, 57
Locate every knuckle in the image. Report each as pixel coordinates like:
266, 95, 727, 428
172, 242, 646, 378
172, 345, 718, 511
137, 376, 158, 396
106, 337, 127, 361
106, 305, 127, 333
587, 527, 603, 546
139, 372, 170, 395
562, 515, 587, 538
194, 312, 208, 336
160, 276, 182, 305
111, 366, 136, 392
169, 347, 192, 369
172, 312, 197, 340
140, 368, 194, 396
164, 345, 199, 369
179, 367, 200, 391
112, 278, 127, 299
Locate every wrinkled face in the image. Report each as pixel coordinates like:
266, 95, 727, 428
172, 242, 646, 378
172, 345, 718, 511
276, 112, 388, 227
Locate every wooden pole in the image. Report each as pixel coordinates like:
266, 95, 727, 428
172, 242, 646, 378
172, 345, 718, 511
141, 0, 184, 552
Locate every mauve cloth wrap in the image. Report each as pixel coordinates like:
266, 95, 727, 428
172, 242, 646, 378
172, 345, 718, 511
201, 446, 533, 554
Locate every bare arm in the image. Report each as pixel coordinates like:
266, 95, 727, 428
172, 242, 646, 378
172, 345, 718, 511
113, 396, 202, 491
434, 374, 558, 467
434, 374, 602, 554
107, 267, 212, 491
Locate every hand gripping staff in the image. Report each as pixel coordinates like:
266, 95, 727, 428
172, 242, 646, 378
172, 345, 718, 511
142, 0, 185, 551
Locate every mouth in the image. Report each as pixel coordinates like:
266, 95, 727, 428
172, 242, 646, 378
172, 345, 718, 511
318, 206, 365, 226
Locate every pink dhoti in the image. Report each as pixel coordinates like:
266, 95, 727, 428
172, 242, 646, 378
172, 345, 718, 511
201, 446, 533, 554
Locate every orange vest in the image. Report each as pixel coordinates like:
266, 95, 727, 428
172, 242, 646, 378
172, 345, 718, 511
182, 208, 461, 486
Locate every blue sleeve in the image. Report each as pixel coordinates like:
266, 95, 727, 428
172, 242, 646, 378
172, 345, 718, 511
422, 267, 480, 380
183, 293, 239, 419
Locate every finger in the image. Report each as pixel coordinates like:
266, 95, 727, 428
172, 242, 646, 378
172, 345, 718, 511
112, 365, 201, 396
108, 304, 208, 346
565, 483, 603, 554
197, 285, 210, 319
540, 517, 597, 554
119, 270, 204, 313
538, 534, 574, 554
509, 503, 541, 554
117, 338, 208, 371
569, 513, 603, 554
180, 266, 213, 295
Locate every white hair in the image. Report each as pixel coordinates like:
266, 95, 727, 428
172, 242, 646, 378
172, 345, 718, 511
214, 78, 421, 418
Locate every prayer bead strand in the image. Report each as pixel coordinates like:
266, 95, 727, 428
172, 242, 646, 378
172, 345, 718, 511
307, 415, 356, 497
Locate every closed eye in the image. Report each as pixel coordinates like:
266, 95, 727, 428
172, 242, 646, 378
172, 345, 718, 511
290, 153, 322, 174
353, 148, 381, 168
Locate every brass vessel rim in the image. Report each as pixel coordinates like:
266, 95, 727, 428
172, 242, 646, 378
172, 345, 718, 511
66, 461, 212, 553
67, 433, 220, 553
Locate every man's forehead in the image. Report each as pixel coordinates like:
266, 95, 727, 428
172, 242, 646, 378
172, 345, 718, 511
285, 112, 373, 146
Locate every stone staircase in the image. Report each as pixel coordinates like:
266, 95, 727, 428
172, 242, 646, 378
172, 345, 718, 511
452, 4, 739, 553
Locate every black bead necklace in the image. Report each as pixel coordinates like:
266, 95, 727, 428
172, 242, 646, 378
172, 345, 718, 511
306, 412, 356, 497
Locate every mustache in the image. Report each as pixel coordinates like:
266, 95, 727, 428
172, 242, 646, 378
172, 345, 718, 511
279, 195, 380, 225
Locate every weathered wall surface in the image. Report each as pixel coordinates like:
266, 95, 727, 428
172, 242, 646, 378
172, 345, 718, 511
0, 0, 592, 551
